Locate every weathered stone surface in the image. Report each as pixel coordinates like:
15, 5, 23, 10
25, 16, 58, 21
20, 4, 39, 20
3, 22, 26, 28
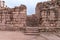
35, 0, 60, 27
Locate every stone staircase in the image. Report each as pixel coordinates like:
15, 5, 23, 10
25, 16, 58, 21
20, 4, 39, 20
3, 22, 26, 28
24, 27, 40, 35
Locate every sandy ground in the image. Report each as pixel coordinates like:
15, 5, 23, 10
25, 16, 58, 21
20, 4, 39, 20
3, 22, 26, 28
0, 31, 60, 40
0, 31, 37, 40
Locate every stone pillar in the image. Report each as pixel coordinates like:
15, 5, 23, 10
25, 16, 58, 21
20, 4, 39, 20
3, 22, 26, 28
0, 0, 5, 8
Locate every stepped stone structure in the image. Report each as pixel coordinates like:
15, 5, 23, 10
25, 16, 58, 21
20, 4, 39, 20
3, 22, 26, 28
0, 0, 27, 30
0, 0, 60, 31
35, 0, 60, 27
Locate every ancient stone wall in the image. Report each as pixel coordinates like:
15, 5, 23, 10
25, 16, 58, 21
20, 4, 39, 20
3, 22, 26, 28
35, 0, 60, 27
0, 4, 27, 31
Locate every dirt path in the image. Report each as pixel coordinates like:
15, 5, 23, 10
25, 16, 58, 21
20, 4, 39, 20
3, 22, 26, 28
0, 31, 60, 40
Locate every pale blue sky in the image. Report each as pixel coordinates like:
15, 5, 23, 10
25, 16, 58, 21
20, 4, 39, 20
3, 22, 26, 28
4, 0, 48, 15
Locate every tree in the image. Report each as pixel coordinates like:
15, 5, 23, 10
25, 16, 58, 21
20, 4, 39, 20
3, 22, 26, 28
26, 15, 39, 27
